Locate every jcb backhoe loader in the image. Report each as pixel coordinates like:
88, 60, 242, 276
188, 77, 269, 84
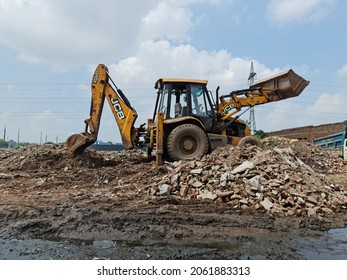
67, 64, 309, 164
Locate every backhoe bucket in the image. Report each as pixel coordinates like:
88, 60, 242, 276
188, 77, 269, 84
66, 132, 96, 157
250, 69, 309, 101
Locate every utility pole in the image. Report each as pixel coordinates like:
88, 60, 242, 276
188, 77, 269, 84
3, 125, 6, 140
248, 62, 257, 134
17, 128, 20, 145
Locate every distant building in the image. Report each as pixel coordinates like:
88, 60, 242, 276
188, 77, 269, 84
90, 142, 124, 151
266, 120, 347, 143
7, 140, 17, 148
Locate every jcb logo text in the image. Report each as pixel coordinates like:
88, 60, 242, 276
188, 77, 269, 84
111, 98, 125, 120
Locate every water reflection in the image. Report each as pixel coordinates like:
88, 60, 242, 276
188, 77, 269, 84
0, 227, 346, 260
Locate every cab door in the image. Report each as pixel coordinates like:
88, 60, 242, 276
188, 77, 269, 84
189, 83, 216, 133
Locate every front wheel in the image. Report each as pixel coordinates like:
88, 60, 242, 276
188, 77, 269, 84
238, 136, 263, 148
167, 124, 209, 161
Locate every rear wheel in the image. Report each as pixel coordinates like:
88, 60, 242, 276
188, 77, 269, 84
167, 124, 209, 161
238, 136, 262, 148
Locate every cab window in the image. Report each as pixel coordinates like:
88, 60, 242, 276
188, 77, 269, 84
169, 85, 188, 118
190, 84, 213, 117
157, 85, 169, 117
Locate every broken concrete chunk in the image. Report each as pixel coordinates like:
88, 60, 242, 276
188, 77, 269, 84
296, 158, 315, 173
158, 184, 171, 196
305, 202, 316, 208
231, 160, 254, 174
306, 196, 318, 205
268, 182, 280, 187
179, 184, 188, 197
286, 196, 295, 206
216, 191, 234, 197
197, 191, 217, 201
260, 198, 273, 211
220, 172, 229, 182
192, 181, 204, 188
307, 207, 317, 217
190, 168, 203, 175
291, 192, 307, 198
321, 207, 334, 215
239, 199, 248, 205
273, 148, 297, 168
0, 173, 13, 179
290, 174, 303, 183
247, 175, 264, 188
230, 194, 242, 200
297, 196, 306, 205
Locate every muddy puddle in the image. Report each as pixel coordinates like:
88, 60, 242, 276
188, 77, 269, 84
1, 227, 346, 260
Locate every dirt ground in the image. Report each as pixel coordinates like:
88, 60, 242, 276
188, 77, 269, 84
0, 138, 346, 260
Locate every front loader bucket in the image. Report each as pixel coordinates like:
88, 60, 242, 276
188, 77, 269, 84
66, 132, 96, 157
250, 69, 309, 101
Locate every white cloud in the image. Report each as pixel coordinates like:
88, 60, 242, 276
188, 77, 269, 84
0, 0, 234, 68
23, 110, 91, 144
337, 64, 347, 77
0, 0, 229, 67
266, 0, 334, 26
108, 39, 281, 90
0, 0, 153, 66
17, 51, 43, 64
257, 91, 346, 132
140, 2, 193, 42
307, 93, 346, 118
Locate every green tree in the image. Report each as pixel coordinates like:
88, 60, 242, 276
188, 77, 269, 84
0, 139, 8, 148
17, 142, 30, 147
254, 130, 266, 139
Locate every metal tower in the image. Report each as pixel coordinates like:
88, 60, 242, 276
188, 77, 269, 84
248, 62, 256, 134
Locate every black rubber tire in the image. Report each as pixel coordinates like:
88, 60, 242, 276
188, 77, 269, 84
167, 124, 209, 161
238, 136, 263, 148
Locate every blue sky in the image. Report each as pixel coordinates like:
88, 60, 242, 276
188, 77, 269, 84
0, 0, 346, 144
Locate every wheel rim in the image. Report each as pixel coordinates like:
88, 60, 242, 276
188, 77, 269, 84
179, 136, 197, 155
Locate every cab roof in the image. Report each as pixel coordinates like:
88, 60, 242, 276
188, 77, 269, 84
155, 78, 208, 89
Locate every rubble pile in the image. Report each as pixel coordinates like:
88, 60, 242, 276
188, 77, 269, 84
262, 136, 347, 174
0, 137, 346, 218
0, 144, 143, 172
152, 137, 347, 217
0, 144, 67, 171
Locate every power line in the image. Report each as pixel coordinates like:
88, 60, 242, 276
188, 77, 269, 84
1, 79, 347, 88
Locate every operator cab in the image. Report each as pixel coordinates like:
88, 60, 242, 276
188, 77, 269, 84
154, 78, 216, 132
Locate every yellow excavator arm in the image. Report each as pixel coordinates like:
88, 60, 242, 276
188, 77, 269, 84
218, 69, 310, 120
67, 64, 138, 156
